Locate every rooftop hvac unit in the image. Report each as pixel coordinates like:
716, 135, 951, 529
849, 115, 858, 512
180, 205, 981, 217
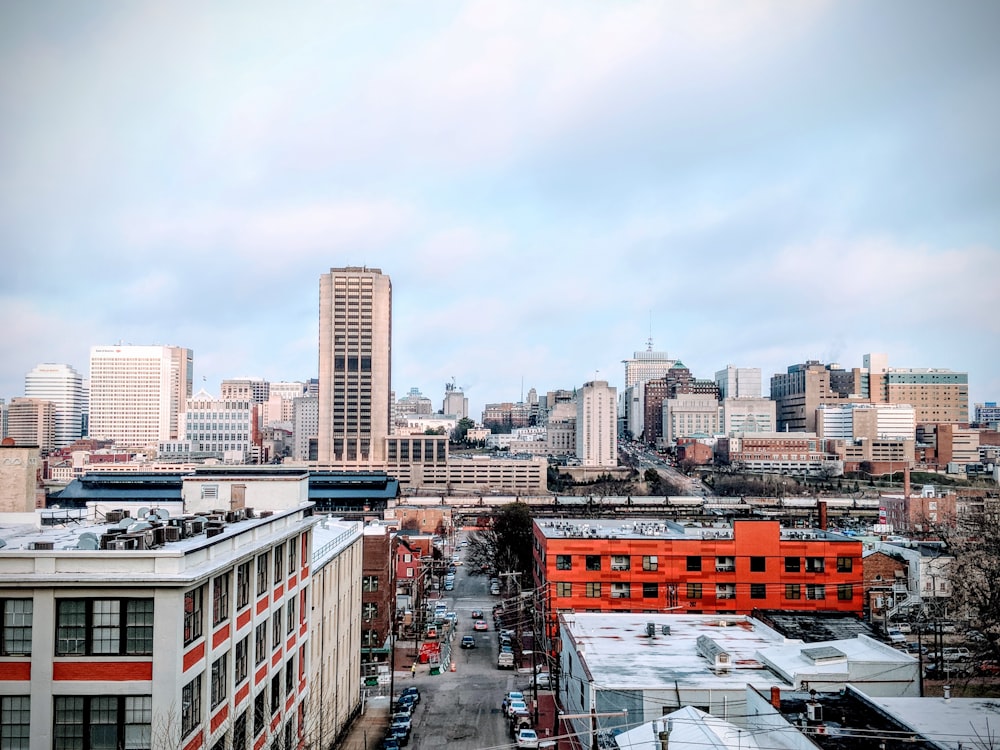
164, 526, 182, 543
186, 519, 206, 535
226, 510, 244, 523
30, 541, 55, 550
206, 527, 225, 539
245, 507, 256, 518
806, 702, 823, 722
107, 510, 124, 524
661, 625, 671, 635
108, 537, 137, 551
646, 622, 656, 638
150, 527, 167, 547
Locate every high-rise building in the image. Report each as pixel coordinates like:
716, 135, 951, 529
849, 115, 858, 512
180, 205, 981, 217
6, 398, 56, 453
317, 267, 392, 465
816, 403, 916, 441
220, 377, 270, 404
770, 361, 858, 433
442, 381, 468, 420
974, 402, 1000, 427
576, 380, 617, 467
714, 365, 762, 399
24, 363, 85, 448
178, 389, 256, 461
621, 344, 676, 440
88, 345, 193, 448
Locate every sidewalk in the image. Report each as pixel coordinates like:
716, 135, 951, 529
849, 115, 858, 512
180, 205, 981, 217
336, 693, 393, 750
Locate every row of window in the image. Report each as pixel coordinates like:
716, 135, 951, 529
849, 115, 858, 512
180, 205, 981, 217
554, 554, 854, 573
0, 695, 151, 750
552, 581, 853, 600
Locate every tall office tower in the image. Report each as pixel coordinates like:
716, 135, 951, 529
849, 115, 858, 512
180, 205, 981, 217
6, 398, 56, 453
715, 365, 762, 399
770, 361, 857, 433
442, 381, 469, 420
88, 345, 193, 448
0, 399, 7, 439
318, 267, 392, 464
24, 363, 85, 448
621, 343, 676, 440
576, 380, 618, 467
221, 377, 270, 403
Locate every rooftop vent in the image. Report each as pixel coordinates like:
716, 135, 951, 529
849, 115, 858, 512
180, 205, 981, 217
30, 541, 54, 551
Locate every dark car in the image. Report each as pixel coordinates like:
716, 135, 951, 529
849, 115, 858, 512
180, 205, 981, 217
461, 635, 477, 649
399, 686, 420, 704
471, 609, 484, 619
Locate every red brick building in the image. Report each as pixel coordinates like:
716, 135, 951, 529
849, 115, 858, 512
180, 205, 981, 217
361, 525, 396, 671
532, 518, 863, 642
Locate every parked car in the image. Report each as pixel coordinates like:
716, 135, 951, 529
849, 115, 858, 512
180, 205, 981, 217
886, 629, 906, 645
516, 728, 540, 748
461, 635, 477, 649
534, 671, 552, 689
398, 687, 420, 704
507, 699, 528, 717
474, 620, 489, 631
497, 652, 515, 669
471, 609, 484, 619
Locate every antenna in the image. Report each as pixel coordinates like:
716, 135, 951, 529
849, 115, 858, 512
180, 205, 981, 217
647, 311, 653, 351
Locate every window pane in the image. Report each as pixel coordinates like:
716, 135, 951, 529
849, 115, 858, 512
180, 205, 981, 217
89, 697, 118, 750
2, 600, 32, 656
1, 696, 30, 750
53, 697, 84, 750
56, 600, 87, 655
126, 600, 154, 655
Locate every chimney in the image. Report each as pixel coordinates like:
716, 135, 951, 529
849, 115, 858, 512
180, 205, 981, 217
818, 500, 828, 531
770, 686, 781, 709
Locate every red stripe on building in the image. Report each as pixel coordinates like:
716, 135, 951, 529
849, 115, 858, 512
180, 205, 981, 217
270, 715, 281, 732
184, 642, 206, 673
255, 665, 268, 686
256, 596, 269, 616
271, 651, 283, 668
300, 565, 309, 578
254, 735, 267, 750
0, 662, 30, 681
285, 635, 296, 652
237, 608, 252, 630
210, 705, 229, 733
285, 695, 295, 713
213, 624, 231, 650
183, 733, 204, 750
288, 574, 297, 589
235, 682, 250, 707
273, 584, 285, 599
53, 662, 153, 681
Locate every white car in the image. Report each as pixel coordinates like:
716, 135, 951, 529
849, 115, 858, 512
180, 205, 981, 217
516, 728, 539, 748
507, 700, 528, 717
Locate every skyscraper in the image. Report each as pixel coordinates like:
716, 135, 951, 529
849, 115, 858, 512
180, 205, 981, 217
24, 363, 85, 448
576, 380, 618, 467
318, 267, 392, 464
88, 344, 193, 448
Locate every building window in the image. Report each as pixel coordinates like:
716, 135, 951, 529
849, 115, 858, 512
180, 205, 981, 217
838, 584, 853, 601
211, 654, 228, 709
285, 656, 295, 696
556, 582, 572, 597
56, 599, 153, 655
715, 557, 735, 572
642, 556, 658, 572
233, 711, 247, 750
611, 555, 630, 571
213, 573, 230, 626
686, 583, 702, 599
362, 629, 379, 648
750, 556, 766, 572
362, 575, 378, 592
181, 675, 203, 738
183, 587, 205, 646
1, 696, 30, 750
585, 582, 601, 598
362, 602, 378, 620
686, 556, 702, 572
288, 542, 297, 574
287, 599, 296, 634
256, 553, 269, 596
254, 690, 266, 736
270, 675, 281, 716
255, 622, 267, 666
805, 557, 825, 573
610, 583, 631, 599
837, 557, 853, 573
556, 555, 572, 571
806, 584, 826, 600
1, 600, 32, 656
235, 636, 249, 686
750, 583, 766, 599
236, 562, 251, 610
54, 696, 152, 750
784, 556, 800, 573
643, 582, 658, 598
585, 555, 601, 572
274, 544, 284, 582
272, 611, 282, 648
785, 584, 801, 600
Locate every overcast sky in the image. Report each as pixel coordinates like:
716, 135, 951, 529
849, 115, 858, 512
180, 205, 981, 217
2, 1, 998, 420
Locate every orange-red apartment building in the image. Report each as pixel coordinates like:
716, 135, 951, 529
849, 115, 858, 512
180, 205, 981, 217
532, 519, 863, 641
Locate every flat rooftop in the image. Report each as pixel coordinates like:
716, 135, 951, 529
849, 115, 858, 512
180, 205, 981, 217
537, 518, 848, 542
560, 613, 792, 690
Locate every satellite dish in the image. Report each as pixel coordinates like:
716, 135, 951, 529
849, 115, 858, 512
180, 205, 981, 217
117, 518, 133, 530
129, 522, 152, 532
78, 538, 99, 550
157, 508, 170, 519
79, 532, 98, 543
0, 538, 6, 549
147, 513, 159, 522
138, 507, 150, 518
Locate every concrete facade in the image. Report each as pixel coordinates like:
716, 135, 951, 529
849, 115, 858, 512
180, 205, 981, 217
317, 267, 392, 465
24, 363, 85, 448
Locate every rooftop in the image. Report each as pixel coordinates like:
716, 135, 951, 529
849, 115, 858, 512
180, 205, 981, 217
536, 518, 850, 542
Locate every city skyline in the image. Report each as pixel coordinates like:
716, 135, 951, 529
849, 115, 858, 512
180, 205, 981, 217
2, 2, 998, 419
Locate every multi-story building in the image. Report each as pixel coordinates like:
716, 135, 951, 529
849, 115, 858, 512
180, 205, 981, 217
292, 396, 318, 462
360, 524, 396, 676
395, 387, 433, 422
876, 368, 968, 425
24, 363, 85, 448
770, 361, 859, 433
0, 444, 40, 512
0, 478, 319, 750
88, 345, 193, 449
720, 397, 776, 435
0, 398, 7, 439
621, 346, 677, 440
716, 433, 840, 476
441, 381, 468, 420
175, 390, 256, 462
317, 267, 392, 465
917, 423, 981, 468
576, 380, 617, 468
714, 365, 762, 399
220, 378, 270, 405
879, 487, 957, 534
663, 393, 721, 445
974, 402, 1000, 428
481, 402, 533, 431
533, 519, 863, 637
816, 403, 916, 441
5, 398, 56, 454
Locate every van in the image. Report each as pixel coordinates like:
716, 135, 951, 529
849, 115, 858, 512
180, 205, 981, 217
497, 652, 515, 669
886, 629, 907, 645
942, 647, 972, 662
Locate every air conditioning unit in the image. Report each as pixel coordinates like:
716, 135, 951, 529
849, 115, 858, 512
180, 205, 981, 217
30, 541, 55, 550
806, 702, 823, 722
206, 527, 225, 539
107, 510, 124, 524
164, 526, 182, 542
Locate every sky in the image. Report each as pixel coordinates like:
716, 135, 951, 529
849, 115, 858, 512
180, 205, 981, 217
2, 1, 998, 420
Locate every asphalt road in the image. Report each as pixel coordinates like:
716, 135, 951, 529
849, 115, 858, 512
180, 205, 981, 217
405, 543, 535, 750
